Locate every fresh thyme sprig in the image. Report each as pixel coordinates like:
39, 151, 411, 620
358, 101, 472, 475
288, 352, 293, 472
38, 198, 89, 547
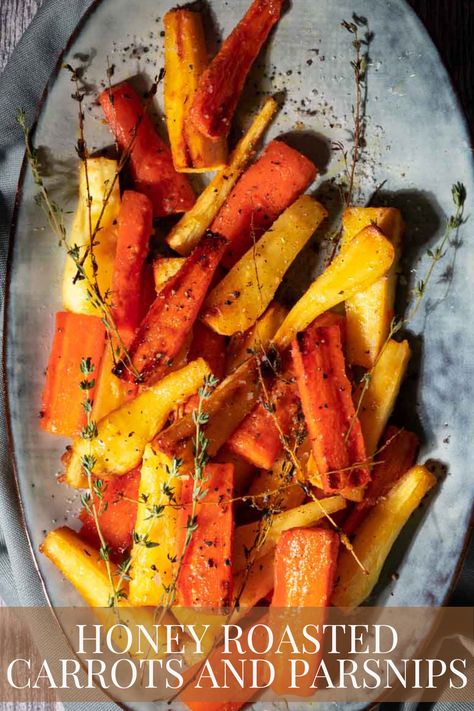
78, 357, 125, 607
348, 182, 467, 440
114, 454, 183, 598
156, 374, 219, 619
16, 106, 138, 379
70, 68, 163, 283
329, 14, 372, 261
340, 15, 371, 206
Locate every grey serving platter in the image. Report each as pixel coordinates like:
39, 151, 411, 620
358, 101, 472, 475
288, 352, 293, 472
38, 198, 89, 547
4, 0, 474, 707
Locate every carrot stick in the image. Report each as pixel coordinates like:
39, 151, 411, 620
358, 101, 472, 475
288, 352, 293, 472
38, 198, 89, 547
190, 0, 284, 139
343, 426, 419, 536
99, 82, 195, 217
272, 527, 339, 606
292, 321, 370, 492
185, 322, 227, 414
227, 369, 300, 469
111, 190, 153, 333
114, 232, 227, 384
176, 463, 234, 608
271, 528, 339, 696
188, 321, 227, 381
79, 468, 140, 559
213, 139, 317, 268
40, 312, 106, 437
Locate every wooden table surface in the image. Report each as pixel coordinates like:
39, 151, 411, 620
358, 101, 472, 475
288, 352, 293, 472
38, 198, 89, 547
0, 2, 472, 707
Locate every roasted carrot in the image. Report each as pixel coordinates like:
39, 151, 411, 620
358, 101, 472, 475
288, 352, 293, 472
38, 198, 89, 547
185, 322, 227, 414
343, 426, 419, 536
292, 321, 370, 492
227, 368, 300, 469
111, 190, 153, 333
188, 321, 227, 382
272, 527, 339, 606
79, 468, 140, 559
114, 232, 227, 384
99, 82, 195, 217
212, 139, 317, 268
176, 463, 234, 608
40, 312, 106, 437
271, 528, 339, 695
183, 702, 243, 711
190, 0, 284, 139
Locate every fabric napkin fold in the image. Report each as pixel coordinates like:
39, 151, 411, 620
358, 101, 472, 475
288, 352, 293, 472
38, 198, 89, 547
0, 0, 118, 708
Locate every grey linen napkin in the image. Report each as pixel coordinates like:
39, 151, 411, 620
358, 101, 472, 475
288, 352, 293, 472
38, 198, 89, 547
0, 0, 118, 708
0, 0, 96, 609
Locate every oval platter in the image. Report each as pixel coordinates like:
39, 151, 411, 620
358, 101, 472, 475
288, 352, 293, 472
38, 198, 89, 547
3, 0, 474, 707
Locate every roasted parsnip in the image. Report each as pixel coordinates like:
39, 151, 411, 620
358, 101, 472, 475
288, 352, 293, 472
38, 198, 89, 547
63, 358, 211, 487
343, 207, 405, 368
202, 196, 327, 335
274, 225, 395, 350
332, 465, 436, 608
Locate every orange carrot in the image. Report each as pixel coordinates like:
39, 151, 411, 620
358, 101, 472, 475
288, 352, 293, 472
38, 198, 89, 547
184, 703, 243, 711
79, 468, 140, 559
181, 649, 252, 711
99, 82, 195, 217
292, 321, 370, 492
40, 312, 106, 437
271, 528, 339, 696
185, 322, 227, 413
111, 191, 153, 333
138, 261, 159, 323
272, 527, 339, 606
343, 426, 419, 536
190, 0, 284, 139
227, 370, 300, 469
176, 463, 233, 608
213, 140, 317, 268
188, 321, 227, 381
114, 232, 228, 384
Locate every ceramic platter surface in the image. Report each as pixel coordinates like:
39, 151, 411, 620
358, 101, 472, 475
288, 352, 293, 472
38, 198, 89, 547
5, 0, 474, 708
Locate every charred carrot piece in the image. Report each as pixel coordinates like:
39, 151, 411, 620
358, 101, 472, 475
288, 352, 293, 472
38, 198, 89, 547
228, 368, 300, 469
343, 426, 419, 536
271, 528, 339, 696
213, 139, 317, 268
190, 0, 284, 139
292, 322, 370, 492
111, 191, 153, 333
79, 468, 140, 559
176, 463, 234, 608
40, 312, 106, 437
99, 82, 195, 217
114, 232, 228, 384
